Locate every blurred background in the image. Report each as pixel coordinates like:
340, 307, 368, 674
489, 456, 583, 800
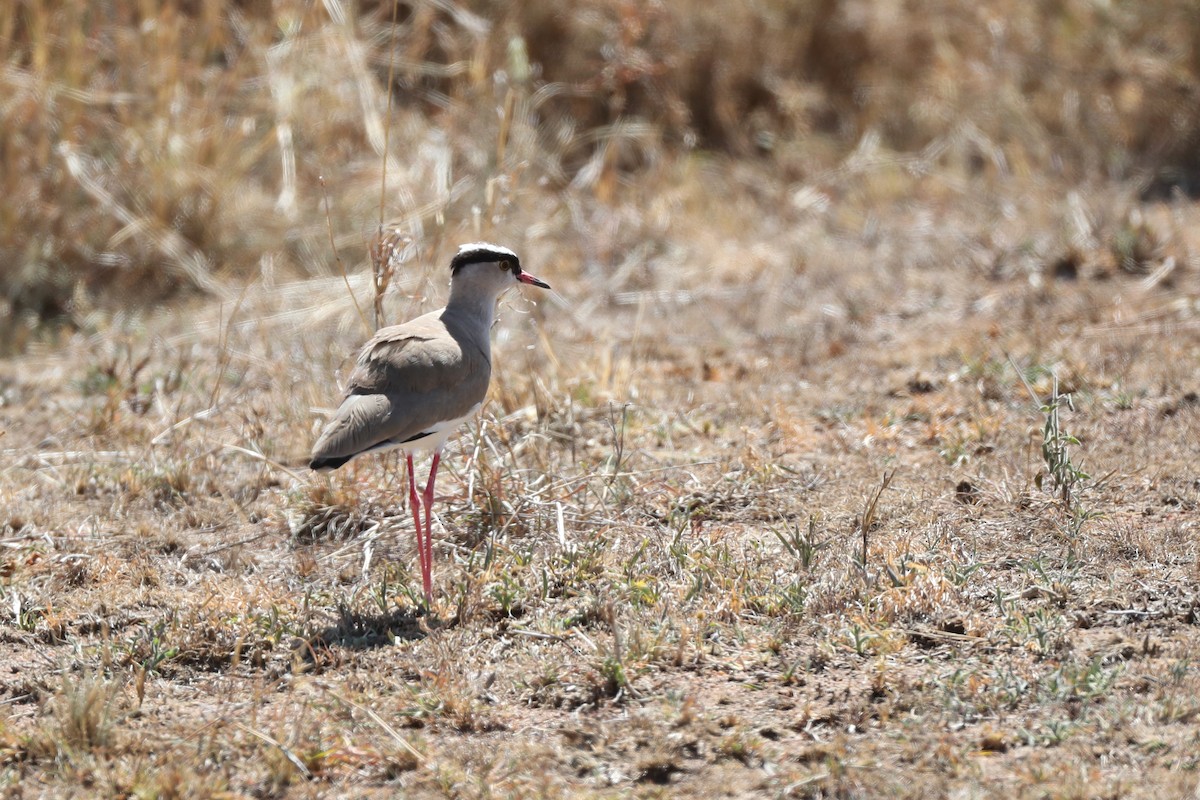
1, 0, 1198, 351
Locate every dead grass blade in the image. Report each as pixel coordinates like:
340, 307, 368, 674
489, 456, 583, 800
329, 692, 426, 765
235, 722, 313, 780
859, 469, 896, 569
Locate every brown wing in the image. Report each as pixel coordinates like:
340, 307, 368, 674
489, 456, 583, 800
310, 313, 490, 468
345, 314, 471, 395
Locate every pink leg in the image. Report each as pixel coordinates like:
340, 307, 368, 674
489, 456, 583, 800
420, 450, 441, 601
406, 453, 429, 604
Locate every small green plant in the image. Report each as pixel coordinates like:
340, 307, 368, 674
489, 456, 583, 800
773, 516, 830, 571
779, 658, 802, 685
369, 572, 392, 615
138, 621, 180, 676
1036, 374, 1088, 508
1009, 357, 1101, 546
1044, 657, 1121, 702
846, 624, 877, 656
12, 592, 42, 633
603, 403, 633, 505
1110, 389, 1135, 410
1026, 608, 1058, 656
1019, 719, 1076, 747
599, 654, 631, 697
883, 550, 924, 588
774, 580, 808, 614
1067, 505, 1104, 541
946, 560, 983, 587
489, 573, 523, 615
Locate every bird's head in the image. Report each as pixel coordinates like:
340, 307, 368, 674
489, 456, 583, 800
449, 243, 551, 295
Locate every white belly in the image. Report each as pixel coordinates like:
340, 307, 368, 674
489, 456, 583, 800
374, 403, 481, 456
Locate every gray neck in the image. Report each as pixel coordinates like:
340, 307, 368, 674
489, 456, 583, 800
441, 274, 503, 358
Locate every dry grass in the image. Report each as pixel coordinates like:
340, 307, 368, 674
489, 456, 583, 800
4, 0, 1200, 337
3, 1, 1200, 797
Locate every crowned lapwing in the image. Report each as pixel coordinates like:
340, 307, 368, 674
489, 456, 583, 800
310, 242, 551, 603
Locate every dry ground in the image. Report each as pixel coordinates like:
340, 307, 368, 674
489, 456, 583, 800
2, 158, 1200, 798
4, 2, 1200, 797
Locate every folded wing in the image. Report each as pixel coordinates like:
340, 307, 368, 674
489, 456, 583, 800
310, 314, 490, 470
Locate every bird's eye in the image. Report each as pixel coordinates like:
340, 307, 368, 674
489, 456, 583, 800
499, 259, 513, 272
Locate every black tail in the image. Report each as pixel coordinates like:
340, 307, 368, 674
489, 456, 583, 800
310, 454, 353, 471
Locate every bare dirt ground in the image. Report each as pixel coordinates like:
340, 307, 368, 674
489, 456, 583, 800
3, 161, 1200, 798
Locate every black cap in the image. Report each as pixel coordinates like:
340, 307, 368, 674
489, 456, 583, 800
449, 242, 521, 275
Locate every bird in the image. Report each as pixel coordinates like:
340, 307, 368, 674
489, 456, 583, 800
309, 242, 551, 603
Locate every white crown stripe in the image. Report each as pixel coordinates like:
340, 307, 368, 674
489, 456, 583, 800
456, 242, 518, 260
